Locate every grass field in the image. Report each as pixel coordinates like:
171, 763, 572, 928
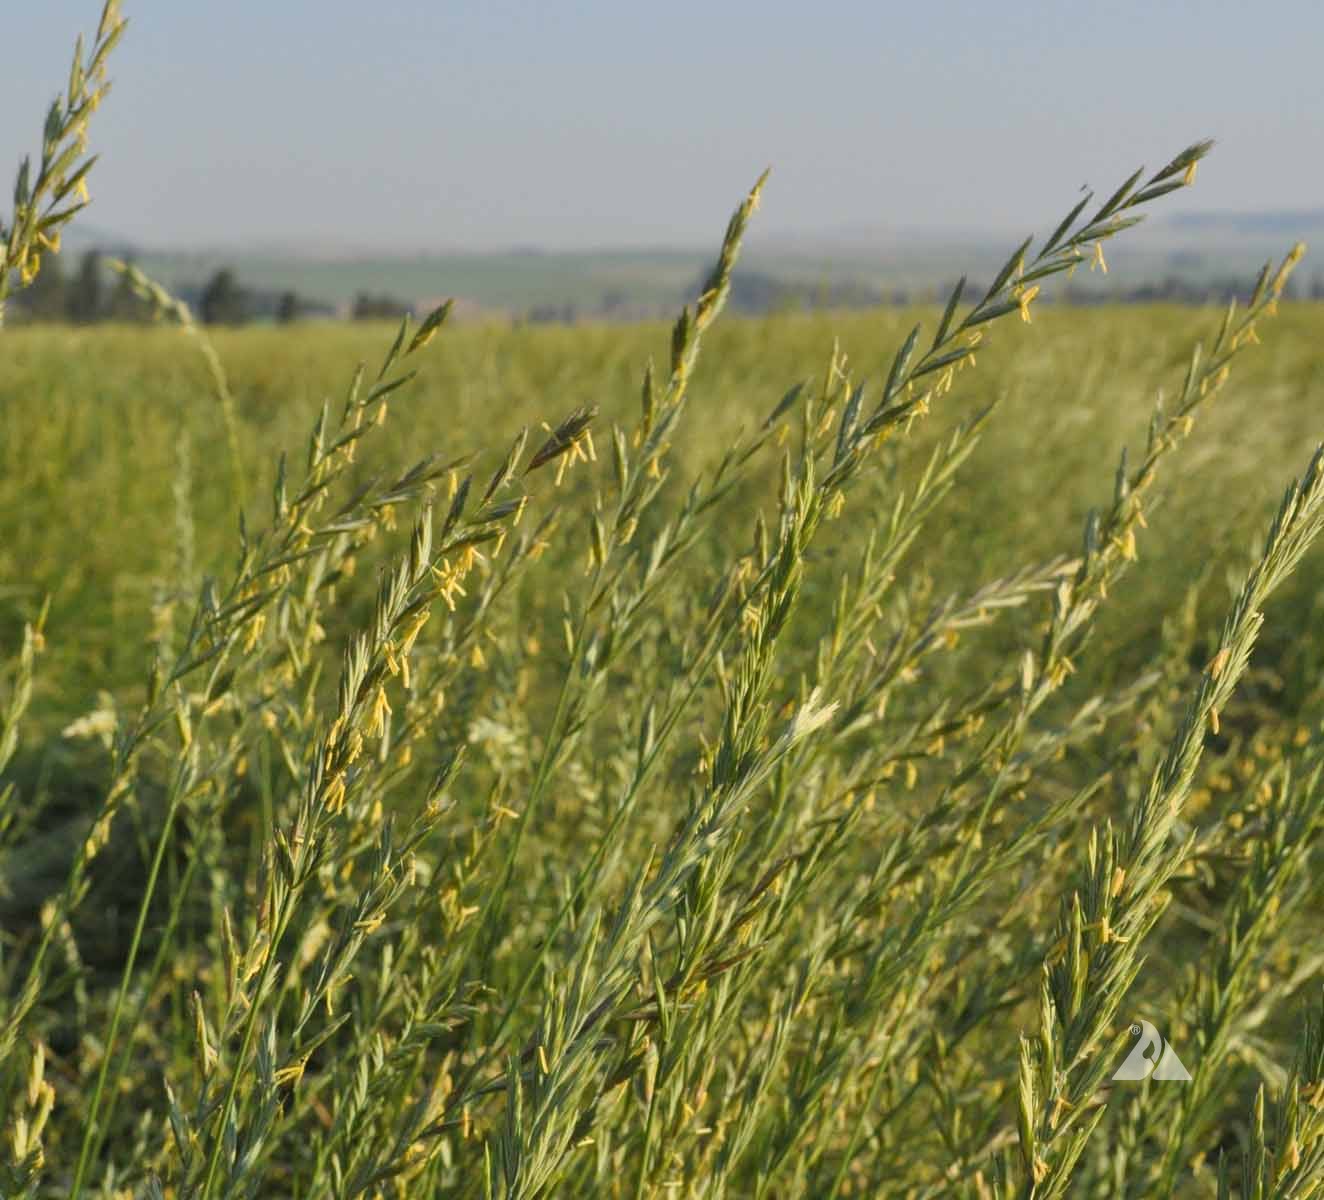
4, 292, 1324, 1195
6, 15, 1324, 1190
5, 303, 1324, 723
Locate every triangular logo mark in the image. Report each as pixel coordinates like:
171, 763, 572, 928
1113, 1020, 1191, 1082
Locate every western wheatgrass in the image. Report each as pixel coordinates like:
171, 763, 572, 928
0, 2, 125, 327
5, 8, 1324, 1198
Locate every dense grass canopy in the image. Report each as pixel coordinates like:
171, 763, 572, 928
3, 5, 1324, 1198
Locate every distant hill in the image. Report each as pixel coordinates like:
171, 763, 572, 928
1163, 209, 1324, 236
123, 247, 710, 319
40, 206, 1324, 322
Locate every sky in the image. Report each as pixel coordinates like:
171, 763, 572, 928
6, 1, 1323, 253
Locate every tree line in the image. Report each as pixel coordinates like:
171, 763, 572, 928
11, 250, 416, 325
16, 250, 1324, 329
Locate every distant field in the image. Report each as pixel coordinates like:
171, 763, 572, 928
4, 303, 1323, 726
128, 247, 714, 315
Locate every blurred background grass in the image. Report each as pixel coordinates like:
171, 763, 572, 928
5, 304, 1322, 724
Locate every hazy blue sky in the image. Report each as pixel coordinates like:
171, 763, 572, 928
7, 1, 1323, 251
